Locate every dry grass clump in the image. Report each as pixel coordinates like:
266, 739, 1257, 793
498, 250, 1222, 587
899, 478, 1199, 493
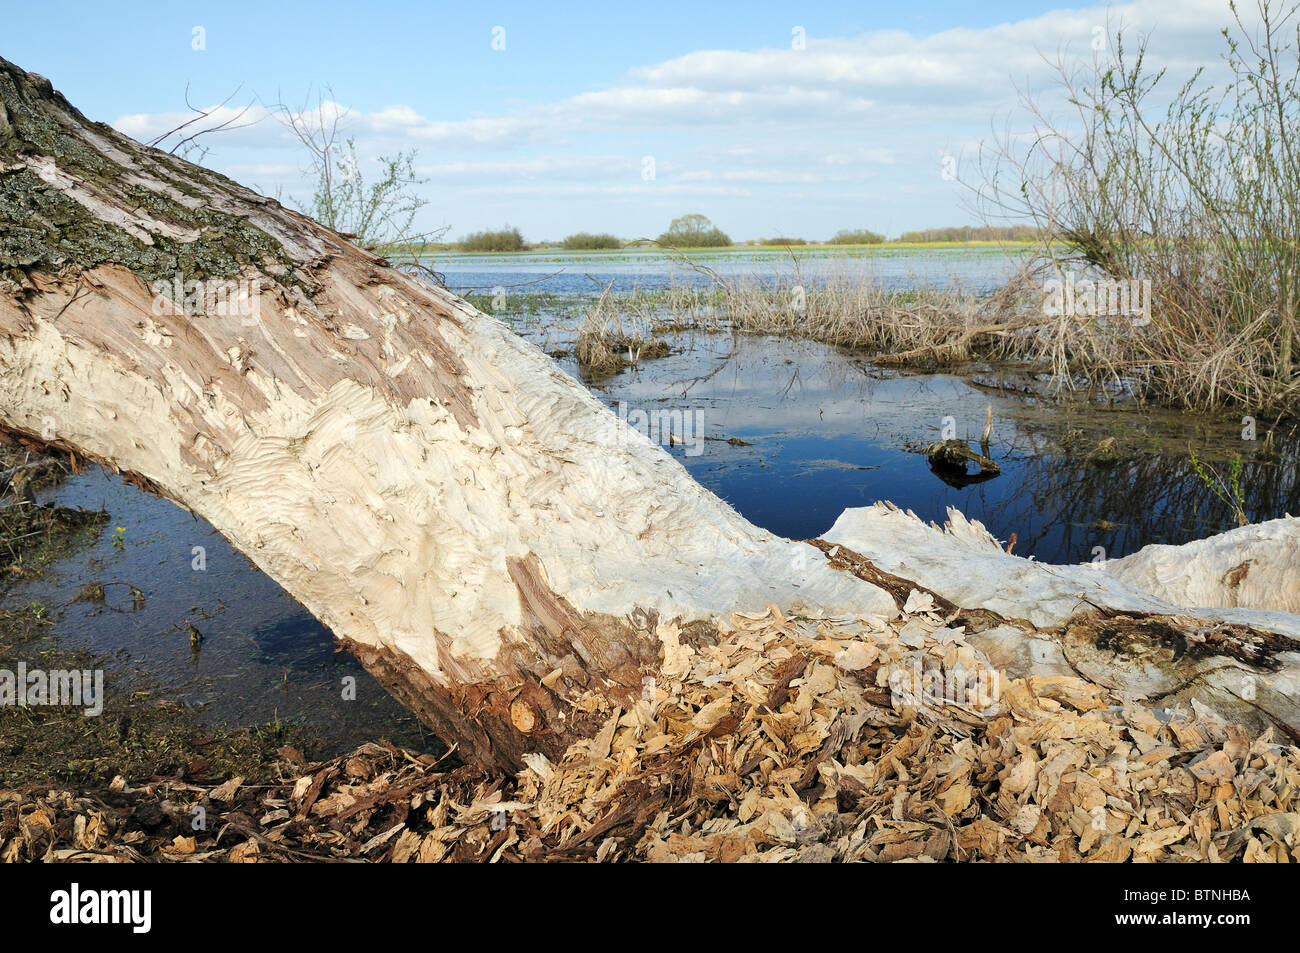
574, 314, 624, 373
973, 1, 1300, 412
575, 281, 671, 372
630, 262, 1049, 367
617, 252, 1297, 411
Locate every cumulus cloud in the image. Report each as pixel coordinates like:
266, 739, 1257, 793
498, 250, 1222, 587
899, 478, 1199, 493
107, 0, 1251, 237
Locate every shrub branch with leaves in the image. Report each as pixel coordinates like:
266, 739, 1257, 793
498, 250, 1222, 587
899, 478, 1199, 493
275, 88, 438, 259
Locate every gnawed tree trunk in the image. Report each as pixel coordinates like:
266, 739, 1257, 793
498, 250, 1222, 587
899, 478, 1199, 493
0, 57, 900, 770
821, 505, 1300, 737
2, 56, 1299, 770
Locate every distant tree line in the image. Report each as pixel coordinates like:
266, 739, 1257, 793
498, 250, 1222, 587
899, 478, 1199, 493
895, 225, 1041, 243
445, 219, 1042, 252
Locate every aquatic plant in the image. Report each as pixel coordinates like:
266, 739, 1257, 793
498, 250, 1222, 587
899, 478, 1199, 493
1189, 450, 1250, 527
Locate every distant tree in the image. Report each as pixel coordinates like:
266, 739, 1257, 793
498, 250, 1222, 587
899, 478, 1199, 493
658, 213, 732, 247
562, 232, 622, 250
828, 229, 885, 245
459, 227, 526, 252
760, 237, 808, 245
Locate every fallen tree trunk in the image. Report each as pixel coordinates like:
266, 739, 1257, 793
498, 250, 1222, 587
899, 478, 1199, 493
822, 504, 1300, 736
0, 57, 899, 771
2, 56, 1298, 770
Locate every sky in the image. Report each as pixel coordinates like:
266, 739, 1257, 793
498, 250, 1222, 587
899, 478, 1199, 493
0, 0, 1255, 242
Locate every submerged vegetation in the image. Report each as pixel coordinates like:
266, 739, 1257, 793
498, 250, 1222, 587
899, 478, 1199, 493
0, 445, 347, 789
0, 611, 321, 789
0, 450, 104, 582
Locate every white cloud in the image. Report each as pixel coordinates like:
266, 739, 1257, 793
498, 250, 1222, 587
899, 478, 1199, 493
107, 0, 1255, 237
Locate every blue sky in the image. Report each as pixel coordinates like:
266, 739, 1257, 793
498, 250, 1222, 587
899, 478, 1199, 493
3, 0, 1242, 242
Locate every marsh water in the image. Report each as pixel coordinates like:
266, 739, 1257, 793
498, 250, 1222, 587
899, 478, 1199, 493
438, 243, 1025, 297
6, 246, 1298, 753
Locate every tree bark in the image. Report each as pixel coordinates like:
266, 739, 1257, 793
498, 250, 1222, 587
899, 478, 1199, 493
822, 505, 1300, 737
2, 56, 1298, 769
0, 57, 902, 771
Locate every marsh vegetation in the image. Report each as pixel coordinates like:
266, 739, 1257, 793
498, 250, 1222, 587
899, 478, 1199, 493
976, 0, 1300, 412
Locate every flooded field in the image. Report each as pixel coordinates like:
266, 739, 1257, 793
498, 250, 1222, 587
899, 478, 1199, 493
4, 246, 1297, 756
435, 243, 1029, 298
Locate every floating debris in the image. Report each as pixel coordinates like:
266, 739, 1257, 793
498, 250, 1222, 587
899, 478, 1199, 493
927, 438, 1000, 475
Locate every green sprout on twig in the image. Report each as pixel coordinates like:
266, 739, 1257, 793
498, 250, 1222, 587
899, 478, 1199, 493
1188, 451, 1249, 528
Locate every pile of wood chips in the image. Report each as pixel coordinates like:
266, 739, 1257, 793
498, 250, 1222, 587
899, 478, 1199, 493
4, 597, 1299, 862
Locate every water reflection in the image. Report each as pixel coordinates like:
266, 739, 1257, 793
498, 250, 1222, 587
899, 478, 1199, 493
559, 332, 1300, 565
